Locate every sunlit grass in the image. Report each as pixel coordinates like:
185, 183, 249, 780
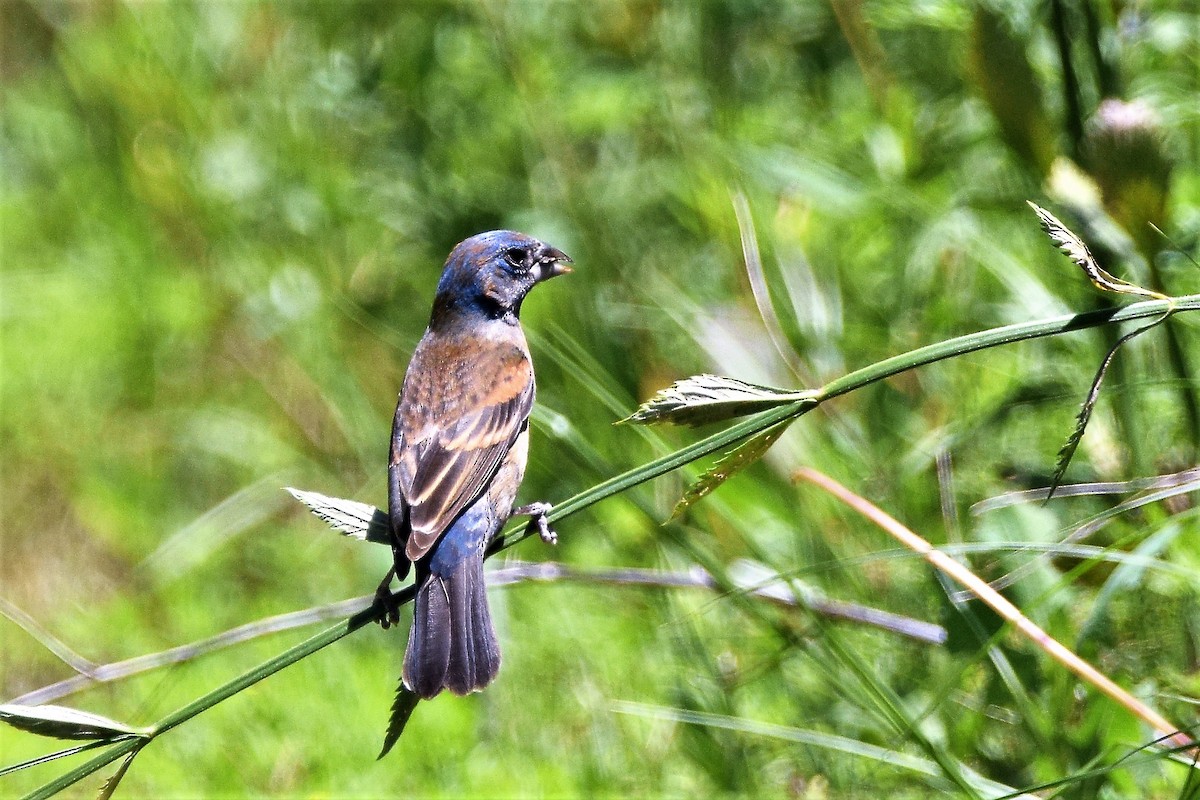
3, 0, 1199, 796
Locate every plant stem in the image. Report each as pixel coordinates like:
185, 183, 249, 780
22, 293, 1199, 797
23, 605, 395, 799
542, 295, 1199, 539
795, 467, 1196, 754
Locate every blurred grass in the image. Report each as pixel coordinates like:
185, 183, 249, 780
2, 0, 1199, 796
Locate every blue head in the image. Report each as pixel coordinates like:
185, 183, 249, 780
431, 230, 572, 325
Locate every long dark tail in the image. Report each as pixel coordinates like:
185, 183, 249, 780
403, 555, 500, 699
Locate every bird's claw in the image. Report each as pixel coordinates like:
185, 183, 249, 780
529, 514, 558, 546
374, 568, 400, 629
512, 501, 558, 546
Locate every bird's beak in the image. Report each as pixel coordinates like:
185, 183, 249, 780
534, 245, 573, 281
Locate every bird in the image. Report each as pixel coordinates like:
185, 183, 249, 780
383, 230, 571, 700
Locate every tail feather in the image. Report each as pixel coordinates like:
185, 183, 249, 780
402, 575, 451, 699
403, 555, 500, 699
470, 561, 501, 681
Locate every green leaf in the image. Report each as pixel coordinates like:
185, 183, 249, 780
1048, 315, 1170, 500
622, 374, 817, 427
0, 704, 144, 741
669, 421, 792, 521
610, 702, 1031, 798
96, 748, 140, 800
16, 293, 1200, 798
286, 488, 391, 545
377, 683, 421, 760
0, 741, 116, 778
1027, 202, 1167, 300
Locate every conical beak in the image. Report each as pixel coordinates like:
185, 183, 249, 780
535, 244, 573, 281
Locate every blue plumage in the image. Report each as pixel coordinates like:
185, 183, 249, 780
384, 230, 571, 699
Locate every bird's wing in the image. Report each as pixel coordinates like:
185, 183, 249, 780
389, 334, 533, 562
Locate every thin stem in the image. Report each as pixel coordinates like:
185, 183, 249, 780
818, 297, 1191, 402
22, 739, 143, 800
21, 602, 404, 799
12, 598, 375, 707
795, 467, 1196, 754
0, 598, 98, 679
487, 562, 947, 645
17, 293, 1200, 796
540, 295, 1198, 542
14, 562, 946, 709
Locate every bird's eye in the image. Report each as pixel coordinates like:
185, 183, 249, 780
504, 248, 528, 270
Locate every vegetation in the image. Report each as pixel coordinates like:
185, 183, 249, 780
2, 1, 1198, 797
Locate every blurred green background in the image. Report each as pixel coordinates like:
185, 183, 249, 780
2, 0, 1198, 796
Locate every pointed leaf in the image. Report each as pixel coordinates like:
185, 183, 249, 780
670, 421, 792, 521
0, 704, 144, 741
378, 683, 421, 759
1048, 314, 1171, 500
0, 741, 113, 778
1028, 202, 1167, 300
733, 190, 808, 378
1050, 391, 1098, 504
97, 748, 140, 800
286, 488, 392, 545
623, 374, 817, 427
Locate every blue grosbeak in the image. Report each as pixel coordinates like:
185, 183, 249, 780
386, 230, 571, 699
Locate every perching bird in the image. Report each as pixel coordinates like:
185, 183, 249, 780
385, 230, 571, 699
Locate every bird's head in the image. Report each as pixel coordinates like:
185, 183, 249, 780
431, 230, 572, 325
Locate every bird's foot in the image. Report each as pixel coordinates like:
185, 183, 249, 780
512, 501, 557, 545
374, 568, 401, 629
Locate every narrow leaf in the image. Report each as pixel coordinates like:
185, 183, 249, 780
1048, 315, 1170, 500
1027, 202, 1167, 300
732, 190, 809, 379
1050, 392, 1102, 505
0, 596, 98, 677
0, 704, 143, 741
378, 683, 421, 759
0, 741, 114, 778
670, 421, 792, 521
622, 374, 817, 427
96, 748, 139, 800
611, 702, 1034, 798
286, 488, 391, 545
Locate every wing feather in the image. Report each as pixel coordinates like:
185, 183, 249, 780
388, 334, 533, 562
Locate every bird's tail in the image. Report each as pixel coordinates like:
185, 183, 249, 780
403, 555, 500, 699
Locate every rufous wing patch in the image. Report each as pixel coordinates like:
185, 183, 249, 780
393, 338, 535, 562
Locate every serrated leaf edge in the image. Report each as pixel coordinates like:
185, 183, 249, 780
378, 683, 421, 760
286, 488, 392, 545
623, 373, 817, 427
669, 421, 793, 521
0, 703, 147, 741
1028, 202, 1167, 301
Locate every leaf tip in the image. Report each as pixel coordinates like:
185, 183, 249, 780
0, 703, 144, 741
378, 684, 421, 760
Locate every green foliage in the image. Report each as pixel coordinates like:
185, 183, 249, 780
2, 0, 1199, 797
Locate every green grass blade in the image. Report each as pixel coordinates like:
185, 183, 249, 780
23, 609, 390, 798
669, 420, 793, 521
1048, 312, 1173, 499
23, 293, 1200, 796
546, 295, 1199, 536
610, 703, 1032, 798
21, 739, 142, 800
0, 741, 122, 779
